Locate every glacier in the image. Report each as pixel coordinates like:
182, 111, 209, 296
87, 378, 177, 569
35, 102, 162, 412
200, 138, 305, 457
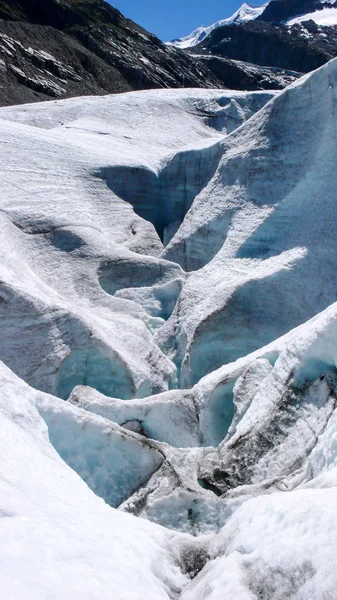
1, 57, 337, 598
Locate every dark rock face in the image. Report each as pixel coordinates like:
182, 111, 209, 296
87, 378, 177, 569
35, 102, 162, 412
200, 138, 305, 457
0, 0, 130, 30
0, 0, 222, 106
197, 55, 301, 91
2, 0, 336, 107
0, 20, 132, 106
194, 19, 336, 74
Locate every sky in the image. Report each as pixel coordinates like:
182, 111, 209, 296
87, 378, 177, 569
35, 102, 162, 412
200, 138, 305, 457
108, 0, 262, 42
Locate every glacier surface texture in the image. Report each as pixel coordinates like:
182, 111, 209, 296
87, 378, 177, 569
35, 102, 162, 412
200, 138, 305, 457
1, 60, 337, 598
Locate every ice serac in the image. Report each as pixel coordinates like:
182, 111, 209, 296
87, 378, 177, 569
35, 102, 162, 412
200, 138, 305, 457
69, 301, 337, 537
159, 57, 337, 388
3, 301, 337, 597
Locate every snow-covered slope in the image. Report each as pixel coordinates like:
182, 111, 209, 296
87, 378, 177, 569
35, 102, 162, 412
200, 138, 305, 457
167, 2, 269, 49
2, 58, 337, 598
288, 6, 337, 27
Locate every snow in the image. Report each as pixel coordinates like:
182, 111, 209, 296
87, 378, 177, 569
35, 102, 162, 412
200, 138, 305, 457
3, 300, 337, 595
159, 58, 337, 390
181, 488, 337, 599
0, 361, 189, 599
0, 87, 273, 401
2, 58, 337, 598
167, 3, 269, 49
288, 7, 337, 27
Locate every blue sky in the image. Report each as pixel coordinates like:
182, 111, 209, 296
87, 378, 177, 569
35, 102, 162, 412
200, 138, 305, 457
108, 1, 261, 42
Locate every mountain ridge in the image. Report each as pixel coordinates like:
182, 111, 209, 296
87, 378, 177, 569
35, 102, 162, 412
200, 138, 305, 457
170, 0, 337, 49
2, 0, 337, 107
0, 0, 224, 106
168, 2, 269, 49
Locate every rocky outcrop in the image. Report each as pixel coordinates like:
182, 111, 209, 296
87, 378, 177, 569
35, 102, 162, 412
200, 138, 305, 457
194, 19, 335, 74
0, 0, 306, 107
196, 54, 300, 90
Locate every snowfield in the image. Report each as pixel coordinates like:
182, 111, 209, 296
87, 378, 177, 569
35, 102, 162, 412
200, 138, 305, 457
1, 58, 337, 598
288, 6, 337, 27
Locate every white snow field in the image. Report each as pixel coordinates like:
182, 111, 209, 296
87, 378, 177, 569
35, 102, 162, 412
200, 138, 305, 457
288, 6, 337, 27
1, 59, 337, 598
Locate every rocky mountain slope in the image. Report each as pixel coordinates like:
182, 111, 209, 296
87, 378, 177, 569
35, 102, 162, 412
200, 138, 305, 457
1, 0, 326, 107
0, 0, 223, 106
194, 19, 337, 72
173, 0, 337, 87
2, 55, 337, 598
3, 0, 337, 107
258, 0, 336, 23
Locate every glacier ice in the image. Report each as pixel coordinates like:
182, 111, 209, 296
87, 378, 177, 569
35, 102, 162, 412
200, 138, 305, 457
102, 142, 222, 244
2, 63, 337, 598
38, 393, 164, 507
159, 58, 337, 388
0, 361, 190, 600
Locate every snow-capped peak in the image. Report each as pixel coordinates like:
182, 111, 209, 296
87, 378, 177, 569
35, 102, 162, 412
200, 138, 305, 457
167, 2, 269, 49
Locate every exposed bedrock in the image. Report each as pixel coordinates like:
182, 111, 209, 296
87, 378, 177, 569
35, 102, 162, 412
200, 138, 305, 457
197, 55, 301, 92
196, 19, 331, 74
101, 141, 222, 248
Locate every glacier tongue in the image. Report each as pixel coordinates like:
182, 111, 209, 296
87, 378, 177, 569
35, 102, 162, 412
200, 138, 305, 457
2, 62, 337, 598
